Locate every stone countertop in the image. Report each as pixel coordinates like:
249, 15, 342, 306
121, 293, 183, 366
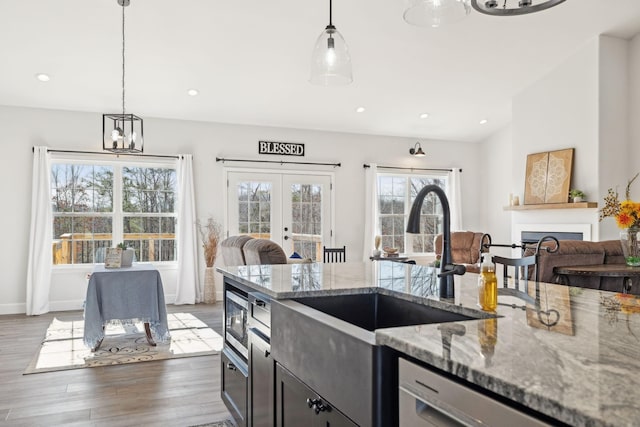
217, 262, 640, 427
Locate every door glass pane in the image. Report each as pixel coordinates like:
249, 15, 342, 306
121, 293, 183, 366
290, 183, 323, 261
237, 182, 272, 239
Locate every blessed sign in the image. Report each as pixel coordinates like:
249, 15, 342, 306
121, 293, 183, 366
258, 141, 305, 157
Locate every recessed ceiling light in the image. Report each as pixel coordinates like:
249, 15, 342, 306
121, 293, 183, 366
356, 106, 366, 113
479, 119, 488, 125
420, 113, 429, 119
187, 89, 199, 96
35, 73, 50, 82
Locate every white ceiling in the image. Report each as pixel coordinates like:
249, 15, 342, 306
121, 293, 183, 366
2, 0, 640, 142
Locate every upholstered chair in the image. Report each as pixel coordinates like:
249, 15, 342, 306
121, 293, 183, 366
434, 231, 485, 274
242, 238, 289, 265
220, 235, 254, 266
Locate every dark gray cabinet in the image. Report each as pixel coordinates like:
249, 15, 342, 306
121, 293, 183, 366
275, 363, 358, 427
221, 349, 248, 427
249, 329, 273, 427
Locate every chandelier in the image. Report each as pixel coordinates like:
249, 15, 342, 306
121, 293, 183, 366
470, 0, 566, 16
103, 0, 144, 154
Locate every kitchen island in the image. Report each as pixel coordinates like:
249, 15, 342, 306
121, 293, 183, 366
218, 261, 640, 427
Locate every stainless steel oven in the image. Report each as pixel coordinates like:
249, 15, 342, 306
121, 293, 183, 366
225, 289, 249, 360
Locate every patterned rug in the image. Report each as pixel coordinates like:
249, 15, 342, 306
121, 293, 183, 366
24, 312, 223, 374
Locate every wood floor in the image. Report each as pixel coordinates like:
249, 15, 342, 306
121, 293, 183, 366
0, 303, 232, 427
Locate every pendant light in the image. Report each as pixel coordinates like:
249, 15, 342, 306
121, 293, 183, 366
470, 0, 566, 16
310, 0, 353, 86
403, 0, 471, 28
103, 0, 144, 154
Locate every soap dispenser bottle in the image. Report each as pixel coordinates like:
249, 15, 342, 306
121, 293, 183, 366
477, 253, 497, 312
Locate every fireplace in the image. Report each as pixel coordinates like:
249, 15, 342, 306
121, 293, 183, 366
512, 223, 592, 247
521, 231, 583, 245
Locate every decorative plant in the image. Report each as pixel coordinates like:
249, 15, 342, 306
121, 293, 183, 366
569, 189, 585, 200
600, 173, 640, 229
116, 242, 127, 249
197, 217, 222, 268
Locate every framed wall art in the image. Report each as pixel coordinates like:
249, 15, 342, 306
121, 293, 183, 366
524, 148, 574, 204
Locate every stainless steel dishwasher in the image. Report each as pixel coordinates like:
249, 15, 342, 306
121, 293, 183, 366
398, 358, 550, 426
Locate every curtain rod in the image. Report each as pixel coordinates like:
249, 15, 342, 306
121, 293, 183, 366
32, 147, 180, 159
216, 157, 341, 167
363, 164, 462, 173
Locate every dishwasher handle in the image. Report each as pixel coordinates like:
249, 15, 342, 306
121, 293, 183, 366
400, 385, 475, 427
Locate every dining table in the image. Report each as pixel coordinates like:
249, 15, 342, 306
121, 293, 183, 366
83, 263, 170, 351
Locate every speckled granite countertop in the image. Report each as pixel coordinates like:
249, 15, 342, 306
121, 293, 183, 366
217, 262, 640, 427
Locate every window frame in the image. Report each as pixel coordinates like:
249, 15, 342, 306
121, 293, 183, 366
376, 171, 449, 256
50, 153, 178, 268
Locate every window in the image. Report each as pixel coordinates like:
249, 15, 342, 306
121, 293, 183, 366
377, 173, 447, 254
51, 160, 177, 265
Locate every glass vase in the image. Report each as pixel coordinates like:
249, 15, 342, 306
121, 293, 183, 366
620, 227, 640, 267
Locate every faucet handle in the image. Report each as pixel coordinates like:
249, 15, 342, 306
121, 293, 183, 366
439, 263, 466, 277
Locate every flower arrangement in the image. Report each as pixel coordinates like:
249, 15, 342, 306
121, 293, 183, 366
197, 217, 222, 268
599, 173, 640, 229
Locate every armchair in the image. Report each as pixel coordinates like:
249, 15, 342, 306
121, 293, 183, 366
434, 231, 485, 273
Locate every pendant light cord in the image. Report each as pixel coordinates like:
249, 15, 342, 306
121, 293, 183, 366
121, 1, 126, 115
329, 0, 333, 27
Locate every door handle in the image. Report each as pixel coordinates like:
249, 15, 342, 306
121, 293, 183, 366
227, 362, 237, 371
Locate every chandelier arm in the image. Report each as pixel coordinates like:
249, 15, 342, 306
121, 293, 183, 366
471, 0, 566, 16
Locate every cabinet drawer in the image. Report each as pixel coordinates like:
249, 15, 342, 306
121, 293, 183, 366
399, 358, 549, 427
249, 292, 271, 332
276, 363, 358, 427
222, 349, 248, 427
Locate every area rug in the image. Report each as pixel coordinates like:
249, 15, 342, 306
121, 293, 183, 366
24, 312, 223, 374
190, 421, 235, 427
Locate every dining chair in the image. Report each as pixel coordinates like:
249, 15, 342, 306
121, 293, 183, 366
481, 234, 560, 306
323, 246, 346, 263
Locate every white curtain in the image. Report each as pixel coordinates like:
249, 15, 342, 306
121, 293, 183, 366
175, 154, 201, 304
362, 164, 379, 261
26, 147, 52, 315
448, 168, 463, 231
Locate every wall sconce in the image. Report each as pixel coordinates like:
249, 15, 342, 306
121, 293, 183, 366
409, 142, 426, 157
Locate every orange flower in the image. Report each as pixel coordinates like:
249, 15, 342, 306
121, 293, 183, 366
616, 212, 634, 228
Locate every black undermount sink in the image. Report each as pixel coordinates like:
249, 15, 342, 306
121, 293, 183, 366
292, 292, 474, 331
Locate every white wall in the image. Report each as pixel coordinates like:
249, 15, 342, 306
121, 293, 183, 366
0, 105, 482, 314
508, 35, 633, 242
480, 125, 513, 255
629, 33, 640, 200
598, 36, 630, 240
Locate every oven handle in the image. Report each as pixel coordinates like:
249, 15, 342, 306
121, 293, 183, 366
226, 291, 249, 310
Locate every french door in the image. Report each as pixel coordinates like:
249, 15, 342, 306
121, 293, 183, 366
226, 171, 333, 262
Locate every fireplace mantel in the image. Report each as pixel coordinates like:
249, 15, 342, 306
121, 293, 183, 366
504, 202, 597, 211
